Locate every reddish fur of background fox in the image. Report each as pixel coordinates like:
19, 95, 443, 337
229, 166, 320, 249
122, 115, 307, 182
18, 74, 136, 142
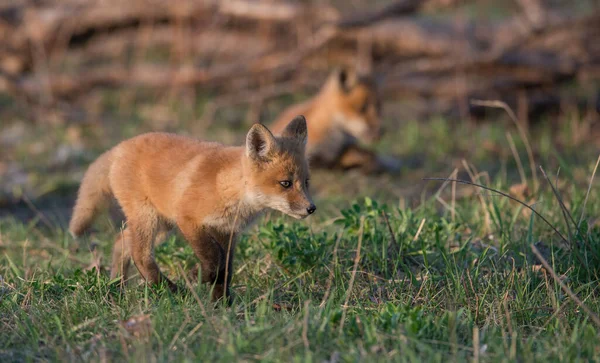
270, 68, 387, 173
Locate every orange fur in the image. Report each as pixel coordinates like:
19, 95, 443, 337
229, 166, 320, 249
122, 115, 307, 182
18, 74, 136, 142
270, 68, 396, 173
69, 116, 315, 302
69, 150, 113, 236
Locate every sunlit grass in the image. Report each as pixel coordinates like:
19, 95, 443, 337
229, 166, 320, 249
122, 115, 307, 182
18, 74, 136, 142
1, 89, 600, 361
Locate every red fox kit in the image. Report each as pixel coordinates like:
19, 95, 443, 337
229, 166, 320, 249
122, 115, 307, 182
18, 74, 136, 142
270, 68, 400, 174
69, 116, 315, 302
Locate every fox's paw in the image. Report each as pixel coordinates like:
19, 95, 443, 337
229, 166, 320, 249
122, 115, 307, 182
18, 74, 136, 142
211, 284, 234, 308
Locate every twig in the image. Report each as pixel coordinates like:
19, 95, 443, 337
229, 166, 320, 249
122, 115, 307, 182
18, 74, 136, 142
461, 160, 491, 233
540, 166, 577, 229
338, 216, 364, 335
185, 321, 204, 339
506, 132, 527, 188
118, 226, 127, 289
432, 168, 459, 222
412, 218, 426, 242
21, 194, 54, 230
177, 265, 214, 330
473, 326, 480, 363
451, 169, 457, 222
320, 231, 343, 308
168, 315, 191, 351
302, 299, 310, 350
433, 167, 459, 198
381, 210, 398, 257
531, 244, 600, 329
578, 154, 600, 228
471, 100, 538, 191
538, 166, 576, 247
224, 200, 242, 304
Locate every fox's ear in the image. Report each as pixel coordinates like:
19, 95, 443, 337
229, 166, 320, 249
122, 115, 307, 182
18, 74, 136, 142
282, 115, 307, 146
246, 123, 276, 161
337, 67, 357, 92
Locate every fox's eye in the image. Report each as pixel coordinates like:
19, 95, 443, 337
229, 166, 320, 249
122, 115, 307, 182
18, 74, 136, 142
279, 180, 292, 188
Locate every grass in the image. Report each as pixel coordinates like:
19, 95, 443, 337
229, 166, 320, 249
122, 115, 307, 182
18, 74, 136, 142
2, 180, 600, 362
1, 89, 600, 361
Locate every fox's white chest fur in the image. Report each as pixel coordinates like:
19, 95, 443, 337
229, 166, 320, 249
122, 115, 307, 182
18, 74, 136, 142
202, 198, 264, 233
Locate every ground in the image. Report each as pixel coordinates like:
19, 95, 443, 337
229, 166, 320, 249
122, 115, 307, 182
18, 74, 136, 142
1, 87, 600, 362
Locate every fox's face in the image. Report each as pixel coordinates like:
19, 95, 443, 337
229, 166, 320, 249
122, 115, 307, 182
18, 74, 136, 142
332, 69, 382, 144
245, 116, 316, 219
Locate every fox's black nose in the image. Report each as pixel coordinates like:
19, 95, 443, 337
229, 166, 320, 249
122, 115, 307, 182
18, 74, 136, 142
307, 204, 316, 215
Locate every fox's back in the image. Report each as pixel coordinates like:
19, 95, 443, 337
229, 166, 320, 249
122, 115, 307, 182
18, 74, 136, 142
109, 133, 242, 218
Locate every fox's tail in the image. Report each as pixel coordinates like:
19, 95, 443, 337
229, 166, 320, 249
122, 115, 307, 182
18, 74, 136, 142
69, 150, 114, 237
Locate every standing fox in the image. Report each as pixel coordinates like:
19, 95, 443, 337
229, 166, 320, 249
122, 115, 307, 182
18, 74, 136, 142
270, 68, 400, 174
69, 116, 315, 302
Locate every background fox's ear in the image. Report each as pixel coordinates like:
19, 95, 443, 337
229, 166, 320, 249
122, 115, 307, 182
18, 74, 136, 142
246, 123, 275, 161
337, 67, 357, 92
282, 115, 307, 145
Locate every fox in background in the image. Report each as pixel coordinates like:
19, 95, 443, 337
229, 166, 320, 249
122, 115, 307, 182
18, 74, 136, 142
270, 68, 401, 174
69, 116, 315, 303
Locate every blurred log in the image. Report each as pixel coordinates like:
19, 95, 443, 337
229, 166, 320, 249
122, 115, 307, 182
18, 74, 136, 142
0, 0, 598, 120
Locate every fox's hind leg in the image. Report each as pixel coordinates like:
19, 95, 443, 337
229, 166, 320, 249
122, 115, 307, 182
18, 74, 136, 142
111, 225, 173, 289
127, 209, 178, 292
110, 227, 132, 284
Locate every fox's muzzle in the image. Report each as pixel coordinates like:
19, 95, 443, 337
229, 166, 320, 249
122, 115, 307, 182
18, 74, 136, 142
288, 197, 316, 219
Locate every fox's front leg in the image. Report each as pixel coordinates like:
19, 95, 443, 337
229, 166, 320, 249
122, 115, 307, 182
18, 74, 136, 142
208, 229, 237, 303
178, 221, 231, 303
338, 144, 401, 174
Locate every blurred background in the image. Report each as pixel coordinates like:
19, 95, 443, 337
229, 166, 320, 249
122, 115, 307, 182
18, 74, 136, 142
1, 0, 599, 224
